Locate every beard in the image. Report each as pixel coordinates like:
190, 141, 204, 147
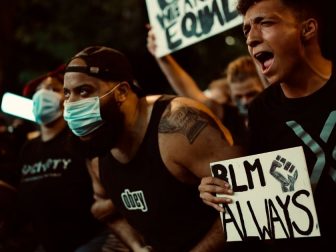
67, 100, 125, 160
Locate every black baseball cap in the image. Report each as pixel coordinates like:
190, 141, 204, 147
65, 46, 144, 96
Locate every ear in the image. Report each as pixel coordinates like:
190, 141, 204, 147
301, 18, 318, 41
115, 81, 130, 103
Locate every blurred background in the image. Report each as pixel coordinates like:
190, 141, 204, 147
0, 0, 334, 122
0, 0, 248, 97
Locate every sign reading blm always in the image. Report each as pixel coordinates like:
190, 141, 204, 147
145, 0, 243, 57
210, 146, 320, 241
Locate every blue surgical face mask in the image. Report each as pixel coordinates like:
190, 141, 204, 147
32, 89, 63, 125
63, 84, 120, 137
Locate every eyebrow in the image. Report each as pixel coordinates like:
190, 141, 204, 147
243, 16, 265, 29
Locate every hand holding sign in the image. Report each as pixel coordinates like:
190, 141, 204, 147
199, 176, 233, 212
209, 147, 320, 241
146, 25, 158, 57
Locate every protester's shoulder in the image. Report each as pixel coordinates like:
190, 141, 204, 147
20, 134, 41, 149
146, 94, 210, 108
249, 83, 281, 110
168, 96, 214, 114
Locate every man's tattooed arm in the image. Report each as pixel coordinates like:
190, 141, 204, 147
159, 104, 220, 144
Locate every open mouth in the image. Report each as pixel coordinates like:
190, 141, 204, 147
254, 51, 274, 72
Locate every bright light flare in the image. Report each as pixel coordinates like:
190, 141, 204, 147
1, 92, 35, 122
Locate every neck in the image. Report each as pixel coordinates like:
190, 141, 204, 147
305, 54, 332, 81
40, 117, 67, 142
112, 96, 158, 163
281, 52, 332, 98
118, 96, 147, 146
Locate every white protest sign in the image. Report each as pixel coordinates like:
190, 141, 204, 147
145, 0, 243, 57
210, 146, 320, 242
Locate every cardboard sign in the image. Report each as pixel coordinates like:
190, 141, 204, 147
145, 0, 243, 57
210, 146, 320, 242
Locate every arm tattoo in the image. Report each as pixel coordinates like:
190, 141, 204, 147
159, 105, 209, 144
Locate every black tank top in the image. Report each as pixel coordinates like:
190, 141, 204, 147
99, 96, 218, 252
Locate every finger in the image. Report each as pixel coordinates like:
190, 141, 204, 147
198, 183, 233, 195
146, 41, 157, 53
201, 176, 231, 188
200, 192, 233, 205
148, 30, 156, 41
199, 185, 233, 196
145, 23, 152, 30
203, 200, 225, 212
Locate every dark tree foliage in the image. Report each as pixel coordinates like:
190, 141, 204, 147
1, 0, 248, 96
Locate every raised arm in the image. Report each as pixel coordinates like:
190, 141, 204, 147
147, 28, 205, 100
87, 158, 153, 252
147, 28, 223, 119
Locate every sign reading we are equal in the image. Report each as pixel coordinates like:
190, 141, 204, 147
145, 0, 243, 57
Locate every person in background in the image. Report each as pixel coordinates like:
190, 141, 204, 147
14, 65, 129, 252
226, 55, 265, 126
199, 0, 335, 251
62, 45, 243, 252
203, 76, 233, 106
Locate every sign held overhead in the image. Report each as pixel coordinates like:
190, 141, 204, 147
146, 0, 243, 57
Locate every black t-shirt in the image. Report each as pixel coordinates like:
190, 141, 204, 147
18, 128, 103, 252
247, 70, 336, 251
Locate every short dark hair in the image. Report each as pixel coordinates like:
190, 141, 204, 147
237, 0, 321, 20
236, 0, 329, 57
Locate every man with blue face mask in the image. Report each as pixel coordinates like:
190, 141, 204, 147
64, 83, 121, 137
63, 46, 244, 252
12, 66, 129, 252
